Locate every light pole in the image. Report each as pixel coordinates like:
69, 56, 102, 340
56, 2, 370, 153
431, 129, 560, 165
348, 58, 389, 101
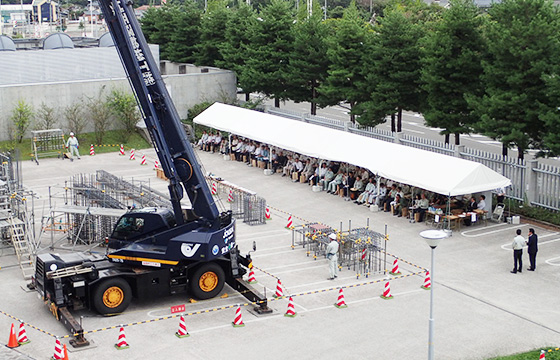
420, 229, 447, 360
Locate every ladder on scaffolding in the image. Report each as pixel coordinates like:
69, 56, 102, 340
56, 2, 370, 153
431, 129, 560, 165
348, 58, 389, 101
9, 215, 35, 279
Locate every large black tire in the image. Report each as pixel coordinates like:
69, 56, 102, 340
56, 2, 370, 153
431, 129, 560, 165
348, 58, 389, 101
92, 278, 132, 315
189, 262, 225, 300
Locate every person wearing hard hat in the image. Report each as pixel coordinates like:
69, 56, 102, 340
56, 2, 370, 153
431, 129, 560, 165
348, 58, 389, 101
65, 132, 81, 160
326, 233, 339, 280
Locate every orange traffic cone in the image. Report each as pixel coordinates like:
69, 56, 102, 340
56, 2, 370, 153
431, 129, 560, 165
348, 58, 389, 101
232, 305, 245, 327
284, 296, 297, 317
286, 214, 293, 228
114, 326, 129, 350
539, 350, 546, 360
63, 344, 69, 360
17, 322, 30, 345
51, 337, 63, 359
334, 288, 348, 308
273, 279, 283, 298
6, 323, 19, 348
389, 258, 401, 275
381, 281, 394, 300
421, 271, 431, 290
175, 315, 190, 338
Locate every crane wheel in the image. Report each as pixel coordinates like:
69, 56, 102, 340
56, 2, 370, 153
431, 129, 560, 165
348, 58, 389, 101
92, 278, 132, 315
189, 263, 225, 300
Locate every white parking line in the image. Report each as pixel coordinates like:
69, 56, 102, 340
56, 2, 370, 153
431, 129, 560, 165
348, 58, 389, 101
501, 237, 560, 251
462, 223, 525, 237
545, 256, 560, 266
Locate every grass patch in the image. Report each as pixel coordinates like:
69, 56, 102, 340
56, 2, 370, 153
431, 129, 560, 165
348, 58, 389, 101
0, 130, 151, 161
488, 348, 560, 360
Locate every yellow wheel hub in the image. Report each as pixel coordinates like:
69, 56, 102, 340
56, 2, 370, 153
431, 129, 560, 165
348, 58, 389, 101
199, 271, 218, 292
103, 286, 124, 308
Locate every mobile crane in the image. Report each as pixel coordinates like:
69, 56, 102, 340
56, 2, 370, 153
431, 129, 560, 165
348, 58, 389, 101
33, 0, 269, 346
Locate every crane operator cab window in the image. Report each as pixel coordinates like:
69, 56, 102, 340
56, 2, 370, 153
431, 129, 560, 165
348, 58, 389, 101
113, 216, 145, 239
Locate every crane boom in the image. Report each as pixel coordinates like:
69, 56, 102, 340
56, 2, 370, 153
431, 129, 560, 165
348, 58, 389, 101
98, 0, 219, 226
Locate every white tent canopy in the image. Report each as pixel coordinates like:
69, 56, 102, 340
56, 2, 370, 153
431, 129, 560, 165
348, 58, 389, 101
194, 103, 511, 196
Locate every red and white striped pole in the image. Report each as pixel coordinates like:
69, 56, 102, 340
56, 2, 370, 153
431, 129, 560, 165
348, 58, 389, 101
89, 144, 95, 156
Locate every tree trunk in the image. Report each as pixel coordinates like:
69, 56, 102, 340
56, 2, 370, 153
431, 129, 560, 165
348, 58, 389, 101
517, 145, 524, 161
502, 143, 508, 158
455, 133, 460, 145
245, 93, 250, 102
311, 86, 317, 116
397, 108, 402, 132
444, 133, 450, 144
349, 101, 355, 124
391, 113, 396, 132
274, 98, 280, 108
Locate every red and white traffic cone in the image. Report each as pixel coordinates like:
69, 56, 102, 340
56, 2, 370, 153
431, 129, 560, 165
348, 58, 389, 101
286, 214, 293, 228
114, 326, 129, 350
284, 296, 297, 317
232, 305, 245, 327
539, 350, 546, 360
119, 144, 125, 155
247, 269, 257, 284
211, 182, 217, 195
129, 149, 135, 160
381, 281, 394, 300
89, 144, 95, 156
227, 189, 234, 203
273, 279, 283, 298
175, 315, 190, 338
265, 206, 271, 220
51, 337, 63, 359
140, 154, 147, 165
154, 160, 160, 170
334, 288, 348, 308
390, 258, 401, 275
421, 271, 431, 290
17, 322, 30, 345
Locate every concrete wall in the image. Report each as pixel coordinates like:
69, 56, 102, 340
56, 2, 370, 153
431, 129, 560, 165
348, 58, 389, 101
0, 70, 236, 141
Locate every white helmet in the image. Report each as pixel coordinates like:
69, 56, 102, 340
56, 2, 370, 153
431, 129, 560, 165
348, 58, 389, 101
70, 132, 74, 136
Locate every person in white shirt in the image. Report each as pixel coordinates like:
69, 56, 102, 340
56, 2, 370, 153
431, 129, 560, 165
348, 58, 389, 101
356, 179, 376, 204
65, 132, 80, 160
326, 233, 339, 280
511, 229, 525, 273
197, 131, 208, 150
477, 195, 486, 210
327, 170, 344, 194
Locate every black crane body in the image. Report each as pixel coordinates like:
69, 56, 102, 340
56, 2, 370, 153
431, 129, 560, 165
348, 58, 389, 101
33, 0, 269, 347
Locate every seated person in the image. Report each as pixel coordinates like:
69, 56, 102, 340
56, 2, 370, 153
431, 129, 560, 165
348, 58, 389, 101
310, 162, 328, 185
383, 184, 398, 212
417, 193, 430, 222
393, 194, 407, 217
464, 197, 478, 226
477, 195, 486, 210
327, 170, 344, 194
349, 176, 364, 200
292, 157, 304, 181
320, 167, 335, 190
233, 139, 245, 161
301, 159, 315, 183
371, 183, 386, 206
197, 131, 208, 150
340, 172, 356, 197
282, 155, 294, 177
356, 178, 376, 205
272, 151, 287, 172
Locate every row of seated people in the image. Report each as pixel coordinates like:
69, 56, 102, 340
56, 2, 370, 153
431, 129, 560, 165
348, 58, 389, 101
197, 131, 224, 153
201, 133, 485, 223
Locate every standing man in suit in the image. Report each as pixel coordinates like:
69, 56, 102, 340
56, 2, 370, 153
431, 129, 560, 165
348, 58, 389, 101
526, 228, 538, 271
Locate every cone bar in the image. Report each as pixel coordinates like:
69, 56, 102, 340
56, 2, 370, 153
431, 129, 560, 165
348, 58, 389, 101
284, 296, 297, 317
114, 326, 129, 350
89, 144, 95, 156
421, 271, 431, 290
211, 182, 217, 195
361, 248, 366, 261
380, 281, 394, 300
6, 323, 19, 348
227, 190, 234, 202
119, 144, 125, 155
334, 288, 348, 308
129, 149, 135, 160
51, 337, 63, 359
232, 305, 245, 327
17, 322, 30, 345
265, 206, 271, 220
175, 315, 190, 338
273, 279, 283, 298
247, 269, 257, 284
390, 258, 401, 275
154, 160, 160, 170
539, 350, 546, 360
140, 154, 147, 165
286, 214, 293, 228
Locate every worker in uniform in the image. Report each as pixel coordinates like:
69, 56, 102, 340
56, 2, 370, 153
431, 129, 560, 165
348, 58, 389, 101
326, 233, 339, 280
65, 132, 81, 160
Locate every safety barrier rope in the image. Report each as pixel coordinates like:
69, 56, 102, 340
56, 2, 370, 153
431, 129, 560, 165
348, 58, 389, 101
0, 310, 58, 338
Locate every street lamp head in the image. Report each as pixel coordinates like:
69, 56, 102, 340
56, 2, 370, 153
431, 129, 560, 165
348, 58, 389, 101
420, 229, 448, 249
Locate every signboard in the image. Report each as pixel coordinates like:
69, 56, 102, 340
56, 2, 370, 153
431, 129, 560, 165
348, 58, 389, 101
171, 304, 186, 314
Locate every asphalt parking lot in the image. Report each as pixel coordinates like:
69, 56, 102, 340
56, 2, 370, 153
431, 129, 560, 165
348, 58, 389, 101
1, 149, 559, 359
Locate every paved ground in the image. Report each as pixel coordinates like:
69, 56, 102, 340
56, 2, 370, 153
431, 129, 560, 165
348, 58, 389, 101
1, 149, 559, 359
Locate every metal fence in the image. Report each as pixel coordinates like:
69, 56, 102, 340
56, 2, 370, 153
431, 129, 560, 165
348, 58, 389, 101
260, 106, 559, 211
